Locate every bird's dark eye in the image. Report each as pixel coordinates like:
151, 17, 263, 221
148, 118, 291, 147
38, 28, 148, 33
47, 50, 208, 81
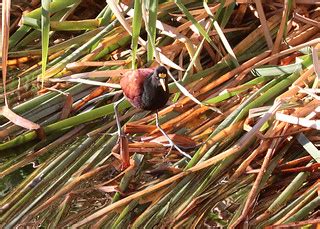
158, 73, 167, 79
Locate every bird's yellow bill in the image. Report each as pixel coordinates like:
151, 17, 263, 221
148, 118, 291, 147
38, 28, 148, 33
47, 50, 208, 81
159, 78, 166, 91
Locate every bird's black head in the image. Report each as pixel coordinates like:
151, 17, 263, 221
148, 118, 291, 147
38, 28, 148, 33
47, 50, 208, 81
153, 66, 167, 77
151, 66, 168, 92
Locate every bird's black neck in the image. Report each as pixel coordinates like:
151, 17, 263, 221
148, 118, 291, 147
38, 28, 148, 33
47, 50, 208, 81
141, 75, 169, 110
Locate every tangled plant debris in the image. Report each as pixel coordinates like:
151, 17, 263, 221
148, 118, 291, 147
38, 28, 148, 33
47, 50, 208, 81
0, 0, 319, 228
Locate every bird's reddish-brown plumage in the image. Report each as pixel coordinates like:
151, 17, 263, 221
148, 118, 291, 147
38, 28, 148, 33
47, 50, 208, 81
120, 68, 154, 108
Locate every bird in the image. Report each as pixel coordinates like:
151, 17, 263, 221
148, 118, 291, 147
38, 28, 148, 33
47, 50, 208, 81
114, 66, 191, 168
120, 66, 170, 111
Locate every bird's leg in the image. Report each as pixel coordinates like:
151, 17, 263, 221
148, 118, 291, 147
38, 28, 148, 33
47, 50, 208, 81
155, 111, 192, 159
114, 97, 130, 169
114, 97, 126, 138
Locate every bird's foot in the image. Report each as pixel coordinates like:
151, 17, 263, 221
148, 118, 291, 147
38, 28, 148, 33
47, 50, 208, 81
165, 141, 192, 160
155, 112, 192, 160
115, 132, 134, 144
165, 144, 174, 158
103, 131, 119, 137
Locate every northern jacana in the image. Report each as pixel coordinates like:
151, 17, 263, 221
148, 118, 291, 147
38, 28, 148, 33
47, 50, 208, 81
114, 66, 191, 168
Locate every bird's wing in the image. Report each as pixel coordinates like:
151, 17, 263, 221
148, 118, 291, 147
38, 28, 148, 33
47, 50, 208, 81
120, 68, 154, 107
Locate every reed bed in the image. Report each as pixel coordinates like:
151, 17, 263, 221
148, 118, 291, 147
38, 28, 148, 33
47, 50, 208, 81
0, 0, 319, 228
